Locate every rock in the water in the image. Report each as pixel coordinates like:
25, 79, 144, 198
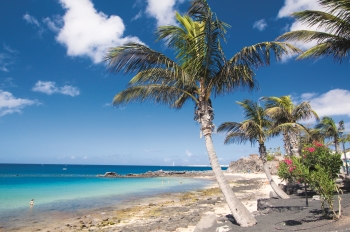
194, 213, 217, 232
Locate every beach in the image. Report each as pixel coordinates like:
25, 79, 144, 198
2, 172, 350, 232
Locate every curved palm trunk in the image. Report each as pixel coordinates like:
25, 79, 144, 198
259, 144, 290, 199
198, 100, 256, 227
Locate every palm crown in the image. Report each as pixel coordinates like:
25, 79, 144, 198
217, 100, 271, 146
277, 0, 350, 62
262, 96, 319, 156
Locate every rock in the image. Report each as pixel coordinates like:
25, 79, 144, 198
227, 154, 263, 173
103, 172, 118, 177
149, 203, 156, 206
194, 213, 217, 232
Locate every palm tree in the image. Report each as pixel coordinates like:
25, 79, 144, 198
217, 100, 290, 199
104, 0, 300, 227
277, 0, 350, 63
314, 116, 342, 152
262, 96, 319, 157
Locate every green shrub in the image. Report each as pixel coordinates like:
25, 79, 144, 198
277, 142, 342, 217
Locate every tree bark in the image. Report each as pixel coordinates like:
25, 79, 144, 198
282, 131, 292, 156
204, 132, 257, 227
289, 131, 300, 157
197, 99, 256, 227
259, 144, 290, 199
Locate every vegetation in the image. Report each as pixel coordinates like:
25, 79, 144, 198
277, 0, 350, 63
217, 99, 290, 199
105, 0, 300, 227
278, 142, 342, 218
314, 116, 342, 152
262, 95, 319, 157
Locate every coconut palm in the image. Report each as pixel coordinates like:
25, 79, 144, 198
217, 100, 290, 199
277, 0, 350, 63
262, 96, 319, 156
314, 116, 342, 152
104, 0, 300, 227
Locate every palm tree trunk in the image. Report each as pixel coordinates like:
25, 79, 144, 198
203, 131, 257, 227
289, 131, 300, 157
282, 131, 292, 156
259, 144, 290, 199
198, 99, 256, 227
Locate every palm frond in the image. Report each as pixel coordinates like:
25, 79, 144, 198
105, 43, 185, 78
112, 84, 197, 107
297, 40, 350, 62
228, 42, 302, 69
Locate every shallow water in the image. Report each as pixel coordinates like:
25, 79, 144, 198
0, 164, 214, 225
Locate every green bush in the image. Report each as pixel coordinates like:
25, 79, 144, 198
277, 142, 342, 217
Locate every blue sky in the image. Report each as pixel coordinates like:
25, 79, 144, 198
0, 0, 349, 165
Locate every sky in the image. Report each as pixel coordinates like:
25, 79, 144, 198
0, 0, 349, 166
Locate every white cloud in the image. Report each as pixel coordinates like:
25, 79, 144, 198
253, 19, 267, 31
278, 0, 322, 18
186, 149, 192, 157
301, 89, 350, 118
0, 90, 38, 116
277, 0, 326, 51
0, 45, 17, 72
23, 13, 40, 27
145, 0, 181, 27
56, 0, 143, 63
71, 156, 76, 159
23, 13, 44, 35
32, 81, 80, 97
43, 17, 61, 32
131, 10, 143, 21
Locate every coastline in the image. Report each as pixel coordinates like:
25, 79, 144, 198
0, 172, 276, 232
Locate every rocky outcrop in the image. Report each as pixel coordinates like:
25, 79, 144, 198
97, 170, 214, 178
227, 154, 280, 175
227, 154, 263, 173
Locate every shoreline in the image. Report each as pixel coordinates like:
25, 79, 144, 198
0, 172, 276, 232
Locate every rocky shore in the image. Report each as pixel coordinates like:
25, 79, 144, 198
97, 170, 215, 178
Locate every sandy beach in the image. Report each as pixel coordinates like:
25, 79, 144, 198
2, 172, 350, 232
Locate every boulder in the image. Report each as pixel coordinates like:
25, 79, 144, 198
227, 154, 263, 173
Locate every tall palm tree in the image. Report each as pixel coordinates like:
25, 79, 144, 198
262, 96, 319, 157
315, 116, 342, 152
277, 0, 350, 63
104, 0, 300, 227
217, 100, 290, 199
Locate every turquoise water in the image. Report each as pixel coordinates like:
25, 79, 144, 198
0, 164, 216, 222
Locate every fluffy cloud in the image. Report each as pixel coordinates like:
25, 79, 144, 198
32, 81, 80, 97
56, 0, 143, 63
301, 89, 350, 117
0, 90, 38, 116
145, 0, 184, 27
253, 19, 267, 31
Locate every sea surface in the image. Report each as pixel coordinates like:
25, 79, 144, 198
0, 164, 221, 223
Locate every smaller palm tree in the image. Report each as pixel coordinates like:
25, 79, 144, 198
262, 96, 319, 157
314, 116, 342, 152
217, 99, 290, 199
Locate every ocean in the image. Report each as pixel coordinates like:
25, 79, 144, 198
0, 164, 220, 224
